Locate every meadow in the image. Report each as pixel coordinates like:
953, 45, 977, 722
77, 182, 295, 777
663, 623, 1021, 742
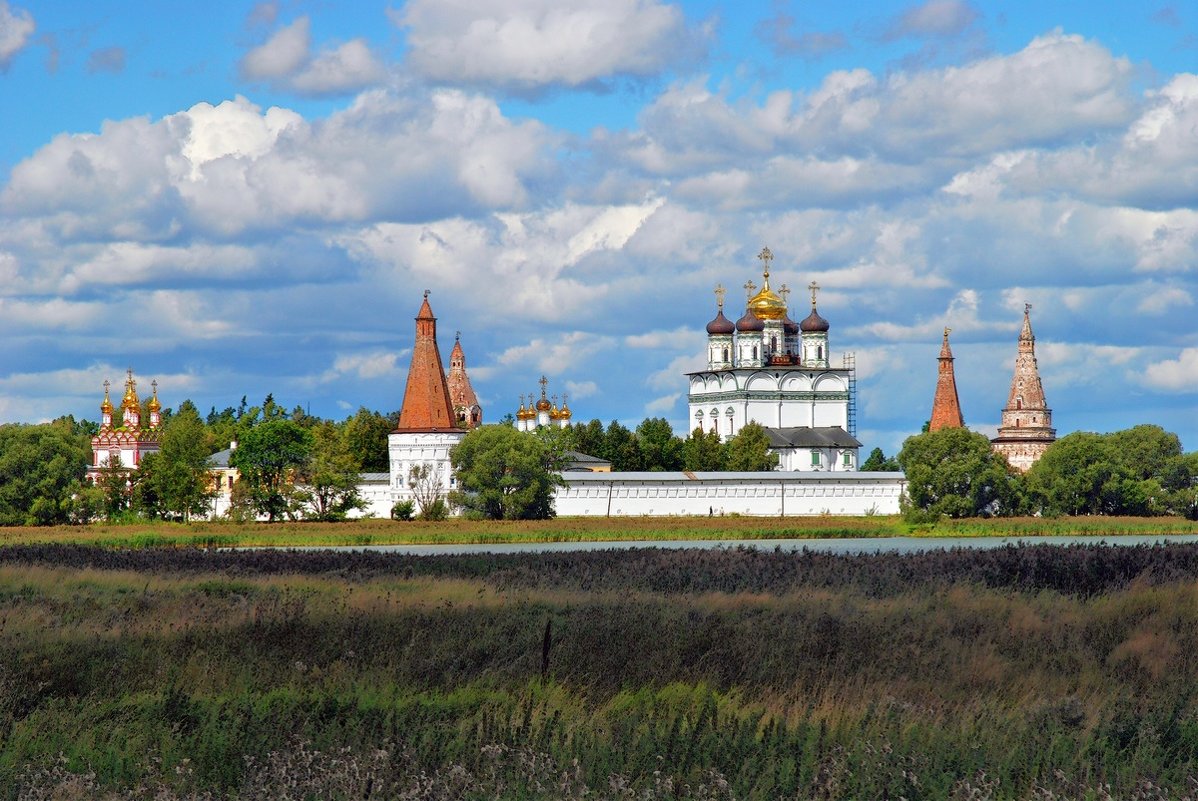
1, 514, 1198, 550
1, 543, 1198, 799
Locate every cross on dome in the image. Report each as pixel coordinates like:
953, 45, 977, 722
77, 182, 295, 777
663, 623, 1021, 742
714, 284, 726, 309
808, 281, 821, 308
757, 246, 773, 282
780, 284, 790, 304
743, 280, 757, 301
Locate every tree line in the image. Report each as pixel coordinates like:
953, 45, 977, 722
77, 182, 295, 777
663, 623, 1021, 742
893, 424, 1198, 521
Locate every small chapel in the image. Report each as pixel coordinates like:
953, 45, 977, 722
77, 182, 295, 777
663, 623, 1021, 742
88, 369, 163, 478
687, 247, 860, 471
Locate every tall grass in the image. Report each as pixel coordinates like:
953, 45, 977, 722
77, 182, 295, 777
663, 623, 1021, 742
1, 547, 1197, 798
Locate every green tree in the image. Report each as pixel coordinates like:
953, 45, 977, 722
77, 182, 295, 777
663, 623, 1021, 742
636, 417, 684, 471
602, 421, 643, 472
342, 407, 392, 473
861, 447, 901, 472
724, 422, 779, 472
297, 421, 365, 521
570, 419, 606, 460
229, 419, 314, 522
94, 454, 134, 521
898, 428, 1023, 520
0, 421, 93, 525
683, 426, 726, 471
136, 401, 217, 521
449, 425, 560, 520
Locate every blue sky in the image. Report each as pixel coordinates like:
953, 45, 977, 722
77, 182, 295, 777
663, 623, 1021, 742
0, 0, 1196, 456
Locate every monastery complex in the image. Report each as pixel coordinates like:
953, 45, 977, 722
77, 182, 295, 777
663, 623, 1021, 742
87, 248, 1057, 518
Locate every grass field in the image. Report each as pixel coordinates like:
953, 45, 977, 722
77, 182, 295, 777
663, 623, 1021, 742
1, 514, 1197, 549
1, 543, 1197, 798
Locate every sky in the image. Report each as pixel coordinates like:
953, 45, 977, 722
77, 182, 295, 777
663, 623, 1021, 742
0, 0, 1196, 457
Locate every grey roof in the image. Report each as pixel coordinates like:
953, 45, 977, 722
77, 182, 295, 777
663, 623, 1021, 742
207, 448, 233, 468
765, 426, 862, 449
560, 471, 905, 483
564, 450, 610, 465
359, 472, 390, 483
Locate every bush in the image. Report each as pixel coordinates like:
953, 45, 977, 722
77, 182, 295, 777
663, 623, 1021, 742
390, 500, 415, 521
418, 498, 448, 521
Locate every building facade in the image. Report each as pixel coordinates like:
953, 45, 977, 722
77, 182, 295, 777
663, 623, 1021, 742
687, 247, 860, 471
88, 370, 163, 479
991, 305, 1056, 471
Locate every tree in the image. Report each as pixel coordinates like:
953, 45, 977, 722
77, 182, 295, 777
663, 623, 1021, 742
861, 447, 901, 472
298, 422, 365, 521
1025, 425, 1196, 516
636, 418, 684, 471
136, 401, 216, 521
725, 422, 779, 472
94, 453, 134, 521
898, 428, 1023, 520
229, 419, 313, 522
342, 407, 392, 473
0, 421, 91, 525
408, 463, 448, 520
602, 421, 643, 471
449, 425, 560, 520
570, 419, 606, 460
683, 426, 726, 471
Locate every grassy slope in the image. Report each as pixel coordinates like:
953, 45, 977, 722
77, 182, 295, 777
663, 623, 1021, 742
2, 515, 1198, 549
1, 545, 1198, 798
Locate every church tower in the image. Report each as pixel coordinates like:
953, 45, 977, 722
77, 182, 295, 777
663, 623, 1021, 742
929, 328, 965, 431
991, 305, 1056, 471
446, 333, 482, 429
88, 369, 163, 478
389, 291, 468, 512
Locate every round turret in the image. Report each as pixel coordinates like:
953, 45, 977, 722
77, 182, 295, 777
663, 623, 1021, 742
800, 308, 829, 333
736, 309, 765, 333
706, 309, 735, 335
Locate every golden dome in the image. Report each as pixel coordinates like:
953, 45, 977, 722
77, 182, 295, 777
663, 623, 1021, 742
147, 380, 161, 412
747, 286, 787, 321
121, 369, 139, 408
559, 405, 572, 421
100, 382, 114, 415
535, 396, 552, 412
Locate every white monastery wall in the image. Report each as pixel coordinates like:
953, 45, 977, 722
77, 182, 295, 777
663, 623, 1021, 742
555, 472, 905, 517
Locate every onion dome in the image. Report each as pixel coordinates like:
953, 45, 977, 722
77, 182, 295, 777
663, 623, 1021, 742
800, 307, 829, 333
100, 382, 114, 415
559, 402, 572, 421
121, 370, 139, 408
706, 309, 735, 335
747, 285, 787, 321
535, 395, 552, 412
147, 381, 161, 412
736, 308, 765, 333
783, 315, 800, 336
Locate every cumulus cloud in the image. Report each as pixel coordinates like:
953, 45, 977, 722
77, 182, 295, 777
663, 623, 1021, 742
240, 16, 384, 96
494, 331, 616, 375
1145, 349, 1198, 393
0, 1, 34, 70
319, 351, 403, 383
397, 0, 702, 92
755, 11, 846, 60
564, 380, 598, 400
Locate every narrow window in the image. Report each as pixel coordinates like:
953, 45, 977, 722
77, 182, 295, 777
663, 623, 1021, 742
811, 451, 821, 466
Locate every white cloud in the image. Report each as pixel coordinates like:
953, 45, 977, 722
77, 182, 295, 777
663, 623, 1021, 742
239, 16, 385, 96
564, 380, 598, 400
884, 0, 979, 40
1145, 349, 1198, 393
495, 331, 616, 375
645, 392, 680, 414
398, 0, 699, 92
319, 351, 402, 383
0, 1, 33, 70
1137, 286, 1193, 315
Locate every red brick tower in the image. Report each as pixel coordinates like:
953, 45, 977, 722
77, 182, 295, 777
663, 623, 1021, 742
991, 304, 1056, 471
446, 333, 482, 429
929, 327, 965, 431
395, 291, 458, 433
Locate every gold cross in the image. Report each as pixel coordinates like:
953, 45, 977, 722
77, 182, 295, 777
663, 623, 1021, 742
562, 392, 569, 406
539, 375, 548, 397
714, 284, 726, 310
779, 283, 790, 304
519, 393, 525, 407
743, 280, 757, 300
808, 281, 820, 307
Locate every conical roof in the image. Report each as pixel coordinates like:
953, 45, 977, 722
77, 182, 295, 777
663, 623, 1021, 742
929, 328, 964, 431
395, 293, 458, 432
446, 334, 482, 428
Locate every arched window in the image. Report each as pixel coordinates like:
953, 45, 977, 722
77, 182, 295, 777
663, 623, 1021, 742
722, 347, 729, 362
752, 346, 758, 360
1016, 396, 1023, 410
817, 346, 823, 361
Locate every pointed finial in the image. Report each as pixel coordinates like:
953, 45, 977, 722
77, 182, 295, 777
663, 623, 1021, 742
103, 379, 110, 394
562, 392, 569, 408
780, 283, 790, 304
455, 330, 460, 342
539, 375, 548, 398
714, 284, 726, 310
944, 327, 951, 339
423, 289, 430, 298
757, 246, 773, 276
743, 279, 757, 301
808, 281, 820, 308
519, 393, 525, 408
151, 379, 158, 394
1024, 302, 1032, 315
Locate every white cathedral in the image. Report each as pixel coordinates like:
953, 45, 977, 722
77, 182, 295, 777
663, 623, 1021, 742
688, 248, 860, 472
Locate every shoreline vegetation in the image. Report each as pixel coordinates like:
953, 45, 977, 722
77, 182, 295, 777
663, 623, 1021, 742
1, 515, 1198, 550
2, 544, 1197, 798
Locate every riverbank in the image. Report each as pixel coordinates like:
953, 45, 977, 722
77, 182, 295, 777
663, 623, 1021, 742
2, 515, 1198, 549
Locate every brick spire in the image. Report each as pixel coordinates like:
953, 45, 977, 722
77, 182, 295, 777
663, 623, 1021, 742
446, 332, 482, 429
929, 327, 965, 431
395, 292, 458, 432
991, 304, 1056, 471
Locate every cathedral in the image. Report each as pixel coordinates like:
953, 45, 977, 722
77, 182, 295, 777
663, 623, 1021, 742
687, 247, 860, 471
88, 369, 163, 478
514, 376, 573, 431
